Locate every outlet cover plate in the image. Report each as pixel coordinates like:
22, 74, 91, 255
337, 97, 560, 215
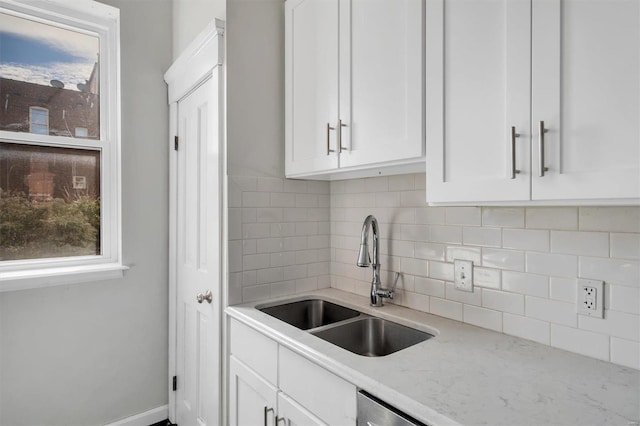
454, 259, 473, 292
577, 279, 604, 319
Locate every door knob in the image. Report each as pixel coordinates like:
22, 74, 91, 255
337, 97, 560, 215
196, 290, 213, 304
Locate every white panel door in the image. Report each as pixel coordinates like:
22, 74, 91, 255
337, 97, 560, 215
339, 0, 424, 169
531, 0, 640, 201
229, 356, 278, 426
425, 0, 531, 203
285, 0, 340, 176
175, 75, 222, 426
277, 393, 327, 426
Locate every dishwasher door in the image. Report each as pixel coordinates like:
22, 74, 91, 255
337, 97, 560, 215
357, 391, 427, 426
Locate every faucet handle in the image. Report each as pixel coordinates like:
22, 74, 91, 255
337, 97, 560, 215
390, 272, 401, 293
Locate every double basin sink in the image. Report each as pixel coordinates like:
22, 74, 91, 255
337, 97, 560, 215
257, 298, 434, 357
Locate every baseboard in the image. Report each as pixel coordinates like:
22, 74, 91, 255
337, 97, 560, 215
104, 405, 169, 426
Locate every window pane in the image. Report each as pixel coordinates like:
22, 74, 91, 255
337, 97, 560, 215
0, 143, 101, 261
0, 12, 100, 138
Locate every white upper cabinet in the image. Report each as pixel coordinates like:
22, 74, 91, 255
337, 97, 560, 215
531, 0, 640, 201
286, 0, 425, 179
285, 0, 340, 176
425, 0, 532, 203
426, 0, 640, 204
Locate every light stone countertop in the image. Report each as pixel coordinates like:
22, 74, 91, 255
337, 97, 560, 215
225, 288, 640, 426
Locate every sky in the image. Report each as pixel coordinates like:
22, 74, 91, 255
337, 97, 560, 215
0, 11, 99, 91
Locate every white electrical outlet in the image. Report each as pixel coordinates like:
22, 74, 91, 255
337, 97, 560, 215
454, 259, 473, 292
577, 279, 604, 319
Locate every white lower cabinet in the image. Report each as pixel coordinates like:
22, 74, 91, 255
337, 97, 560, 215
229, 319, 357, 426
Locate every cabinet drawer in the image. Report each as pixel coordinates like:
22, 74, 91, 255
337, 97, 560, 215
230, 319, 278, 385
279, 346, 356, 426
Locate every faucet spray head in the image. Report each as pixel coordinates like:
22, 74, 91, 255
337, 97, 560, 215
357, 243, 370, 267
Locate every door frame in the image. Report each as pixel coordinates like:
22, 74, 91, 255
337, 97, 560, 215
164, 19, 227, 424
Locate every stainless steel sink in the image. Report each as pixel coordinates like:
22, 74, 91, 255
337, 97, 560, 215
311, 317, 434, 357
258, 299, 361, 330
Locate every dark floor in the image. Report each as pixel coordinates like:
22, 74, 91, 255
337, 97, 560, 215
149, 420, 175, 426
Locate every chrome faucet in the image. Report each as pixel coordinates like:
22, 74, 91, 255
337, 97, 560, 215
357, 215, 400, 307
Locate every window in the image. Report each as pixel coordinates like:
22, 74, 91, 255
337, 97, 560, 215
29, 107, 49, 135
0, 0, 123, 291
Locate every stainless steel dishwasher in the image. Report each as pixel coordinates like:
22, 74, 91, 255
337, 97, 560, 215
357, 391, 428, 426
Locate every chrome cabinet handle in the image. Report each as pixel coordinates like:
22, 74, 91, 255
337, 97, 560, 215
510, 126, 521, 179
538, 121, 549, 177
196, 289, 212, 304
338, 119, 347, 152
264, 406, 274, 426
326, 123, 335, 155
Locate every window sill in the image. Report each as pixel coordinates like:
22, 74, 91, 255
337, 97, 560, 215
0, 263, 129, 293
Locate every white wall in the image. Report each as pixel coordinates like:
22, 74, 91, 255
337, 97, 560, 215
173, 0, 225, 60
227, 0, 285, 178
0, 1, 173, 424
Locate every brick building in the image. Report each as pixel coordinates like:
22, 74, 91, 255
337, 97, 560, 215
0, 68, 100, 201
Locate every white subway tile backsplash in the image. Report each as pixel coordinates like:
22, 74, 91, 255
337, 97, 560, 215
446, 207, 481, 226
429, 261, 454, 281
609, 285, 640, 315
550, 324, 609, 361
482, 289, 524, 315
549, 277, 576, 303
430, 297, 463, 321
578, 310, 640, 342
243, 191, 270, 207
482, 208, 525, 228
446, 246, 482, 264
416, 207, 446, 225
579, 207, 640, 233
473, 267, 501, 290
389, 174, 415, 191
257, 177, 283, 193
229, 173, 640, 367
526, 207, 578, 230
445, 283, 482, 306
611, 338, 640, 369
414, 277, 446, 298
610, 233, 640, 260
526, 296, 577, 327
503, 229, 549, 252
403, 291, 430, 313
283, 179, 307, 193
502, 271, 549, 298
376, 192, 401, 207
415, 242, 446, 261
463, 227, 502, 247
580, 257, 640, 287
400, 257, 429, 278
257, 208, 284, 223
430, 225, 462, 244
526, 252, 577, 278
463, 305, 502, 332
551, 231, 609, 257
482, 248, 525, 271
400, 190, 426, 207
503, 314, 549, 345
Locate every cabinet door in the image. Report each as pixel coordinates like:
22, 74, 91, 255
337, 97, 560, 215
425, 0, 531, 203
277, 393, 328, 426
229, 356, 278, 426
531, 0, 640, 201
285, 0, 340, 176
338, 0, 424, 169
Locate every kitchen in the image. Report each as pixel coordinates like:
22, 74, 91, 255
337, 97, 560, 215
0, 0, 638, 425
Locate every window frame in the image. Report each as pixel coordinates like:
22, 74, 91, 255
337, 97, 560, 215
29, 107, 49, 135
0, 0, 124, 291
